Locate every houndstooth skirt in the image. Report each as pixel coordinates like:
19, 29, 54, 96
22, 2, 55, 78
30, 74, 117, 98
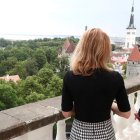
69, 118, 116, 140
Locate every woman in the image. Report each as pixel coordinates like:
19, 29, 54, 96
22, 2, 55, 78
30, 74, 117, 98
61, 28, 131, 140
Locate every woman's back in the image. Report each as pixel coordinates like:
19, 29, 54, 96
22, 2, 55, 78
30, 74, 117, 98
62, 68, 130, 122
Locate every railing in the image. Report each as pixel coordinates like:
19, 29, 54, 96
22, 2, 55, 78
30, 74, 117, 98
0, 76, 140, 140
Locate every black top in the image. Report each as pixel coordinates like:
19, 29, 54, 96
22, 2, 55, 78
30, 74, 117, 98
61, 69, 131, 123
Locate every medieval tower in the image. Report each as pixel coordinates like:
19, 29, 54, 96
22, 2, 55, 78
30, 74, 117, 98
126, 1, 140, 78
126, 46, 140, 77
124, 0, 136, 49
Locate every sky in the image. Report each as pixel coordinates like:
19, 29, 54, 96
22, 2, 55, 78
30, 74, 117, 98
0, 0, 140, 40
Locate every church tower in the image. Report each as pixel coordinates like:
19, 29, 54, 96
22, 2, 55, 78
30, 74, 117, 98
124, 0, 136, 49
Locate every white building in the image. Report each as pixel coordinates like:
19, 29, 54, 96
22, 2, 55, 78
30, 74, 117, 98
124, 0, 136, 49
126, 46, 140, 78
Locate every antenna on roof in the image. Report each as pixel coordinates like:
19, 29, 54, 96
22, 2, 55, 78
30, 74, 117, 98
85, 26, 88, 31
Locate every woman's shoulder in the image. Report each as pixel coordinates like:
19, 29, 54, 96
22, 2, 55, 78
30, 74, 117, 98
99, 69, 122, 79
98, 68, 118, 75
64, 70, 73, 76
63, 71, 73, 80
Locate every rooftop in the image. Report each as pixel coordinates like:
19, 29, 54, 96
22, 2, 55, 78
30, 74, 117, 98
0, 75, 20, 83
128, 46, 140, 61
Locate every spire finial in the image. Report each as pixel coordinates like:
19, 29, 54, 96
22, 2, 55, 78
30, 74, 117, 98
132, 0, 134, 6
127, 0, 136, 29
131, 0, 134, 12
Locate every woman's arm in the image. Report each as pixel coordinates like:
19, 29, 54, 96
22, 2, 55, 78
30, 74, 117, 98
62, 106, 75, 118
111, 102, 131, 119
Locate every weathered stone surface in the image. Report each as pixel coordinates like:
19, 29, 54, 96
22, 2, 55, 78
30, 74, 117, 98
2, 105, 39, 122
38, 96, 61, 110
0, 96, 63, 140
0, 112, 21, 130
125, 76, 140, 94
2, 103, 55, 122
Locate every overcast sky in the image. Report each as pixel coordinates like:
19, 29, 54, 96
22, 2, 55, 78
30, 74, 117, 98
0, 0, 139, 39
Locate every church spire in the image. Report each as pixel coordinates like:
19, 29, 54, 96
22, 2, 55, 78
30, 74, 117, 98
127, 0, 136, 29
124, 0, 136, 49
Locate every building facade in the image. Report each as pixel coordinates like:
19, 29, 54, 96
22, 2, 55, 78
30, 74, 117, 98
124, 0, 136, 49
126, 46, 140, 77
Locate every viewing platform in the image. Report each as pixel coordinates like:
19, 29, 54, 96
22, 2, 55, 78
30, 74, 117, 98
0, 76, 140, 140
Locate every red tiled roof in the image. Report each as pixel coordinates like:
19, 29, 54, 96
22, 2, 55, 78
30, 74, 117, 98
0, 75, 20, 82
66, 44, 75, 53
128, 47, 140, 61
63, 39, 71, 50
63, 38, 75, 54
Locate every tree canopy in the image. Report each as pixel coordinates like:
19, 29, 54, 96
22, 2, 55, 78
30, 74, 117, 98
0, 37, 78, 111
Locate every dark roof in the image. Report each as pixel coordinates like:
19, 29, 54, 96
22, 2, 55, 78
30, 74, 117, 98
127, 4, 136, 29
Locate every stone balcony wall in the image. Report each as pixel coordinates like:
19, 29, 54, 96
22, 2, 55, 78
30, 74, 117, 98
0, 96, 64, 140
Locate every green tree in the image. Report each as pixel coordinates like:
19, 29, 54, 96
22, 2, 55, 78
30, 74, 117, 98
122, 63, 127, 75
0, 38, 11, 48
0, 101, 6, 110
0, 50, 5, 61
44, 47, 58, 64
0, 57, 17, 76
10, 47, 29, 61
25, 59, 38, 76
8, 61, 27, 79
34, 49, 47, 69
19, 76, 44, 98
0, 84, 18, 110
112, 44, 116, 51
25, 92, 45, 103
46, 75, 62, 97
37, 67, 54, 87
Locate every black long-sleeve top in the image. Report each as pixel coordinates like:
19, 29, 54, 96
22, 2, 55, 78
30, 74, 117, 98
61, 68, 131, 123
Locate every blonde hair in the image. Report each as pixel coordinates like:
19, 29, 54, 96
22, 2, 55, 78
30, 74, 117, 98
70, 28, 111, 76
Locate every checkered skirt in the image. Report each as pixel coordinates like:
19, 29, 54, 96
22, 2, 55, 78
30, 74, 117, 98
69, 118, 116, 140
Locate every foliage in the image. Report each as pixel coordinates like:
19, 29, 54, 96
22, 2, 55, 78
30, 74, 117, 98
0, 37, 79, 111
37, 67, 54, 87
25, 92, 45, 103
34, 49, 47, 69
111, 44, 116, 51
25, 59, 38, 76
107, 63, 114, 70
19, 76, 44, 97
0, 101, 6, 111
0, 83, 18, 110
122, 63, 127, 75
0, 38, 11, 48
8, 61, 27, 79
46, 75, 63, 97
